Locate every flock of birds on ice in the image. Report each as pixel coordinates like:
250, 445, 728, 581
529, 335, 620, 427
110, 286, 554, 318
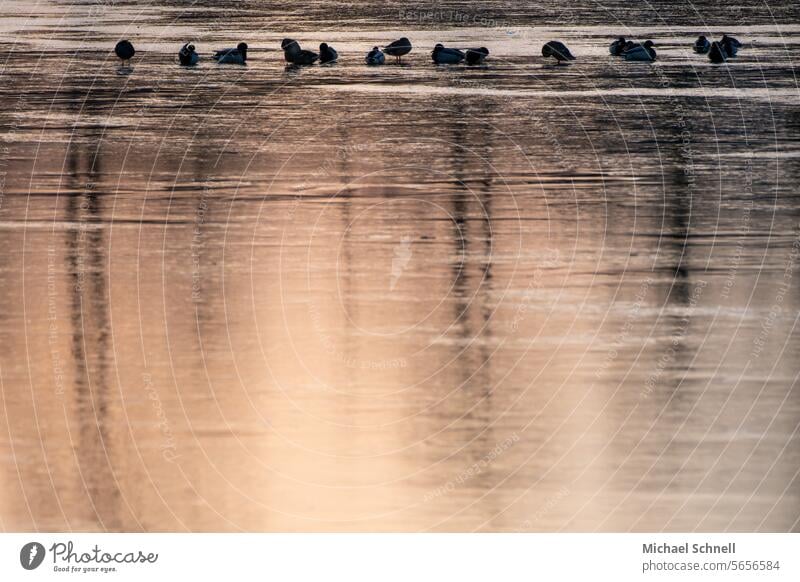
112, 33, 745, 68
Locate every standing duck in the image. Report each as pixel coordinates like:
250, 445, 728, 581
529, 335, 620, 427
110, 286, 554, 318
319, 43, 338, 64
214, 42, 248, 64
114, 40, 135, 66
431, 44, 465, 64
384, 37, 412, 63
709, 41, 728, 63
542, 41, 575, 64
693, 36, 710, 54
623, 40, 656, 62
465, 47, 489, 65
365, 46, 385, 65
281, 39, 318, 65
178, 43, 199, 66
721, 34, 742, 57
609, 37, 628, 56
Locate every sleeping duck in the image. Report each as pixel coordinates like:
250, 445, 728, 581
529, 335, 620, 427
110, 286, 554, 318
384, 37, 412, 63
623, 40, 656, 62
114, 40, 135, 65
281, 39, 318, 65
214, 42, 248, 64
465, 47, 489, 65
693, 36, 710, 54
542, 41, 575, 64
319, 43, 338, 64
721, 34, 742, 57
178, 43, 199, 66
431, 43, 465, 64
709, 41, 728, 63
365, 46, 385, 65
609, 37, 628, 56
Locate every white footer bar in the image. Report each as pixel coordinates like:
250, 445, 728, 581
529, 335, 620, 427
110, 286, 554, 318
1, 533, 797, 581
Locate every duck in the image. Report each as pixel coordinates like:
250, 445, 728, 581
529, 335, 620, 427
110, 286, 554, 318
178, 43, 199, 66
693, 35, 710, 54
709, 41, 728, 63
214, 42, 248, 64
542, 41, 575, 64
465, 47, 489, 65
114, 40, 135, 66
365, 46, 385, 65
384, 37, 412, 63
319, 43, 338, 64
609, 37, 628, 56
431, 43, 465, 64
721, 34, 742, 57
623, 40, 656, 62
281, 39, 318, 65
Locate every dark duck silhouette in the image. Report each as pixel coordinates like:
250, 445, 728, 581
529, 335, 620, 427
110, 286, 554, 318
214, 42, 248, 64
383, 37, 412, 63
609, 37, 628, 56
623, 40, 656, 62
542, 41, 575, 64
465, 47, 489, 65
319, 43, 338, 64
431, 43, 465, 64
721, 34, 742, 57
178, 43, 199, 66
709, 41, 728, 63
365, 46, 385, 65
694, 35, 710, 54
114, 40, 135, 65
281, 39, 318, 65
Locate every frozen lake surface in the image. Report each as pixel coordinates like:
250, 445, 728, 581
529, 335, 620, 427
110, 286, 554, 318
0, 0, 799, 531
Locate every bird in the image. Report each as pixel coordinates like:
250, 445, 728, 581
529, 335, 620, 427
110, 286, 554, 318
365, 46, 385, 65
541, 41, 575, 64
214, 42, 248, 64
114, 40, 135, 66
383, 37, 412, 63
178, 43, 199, 66
721, 34, 742, 57
431, 43, 465, 64
465, 47, 489, 65
609, 37, 628, 56
709, 41, 728, 63
693, 36, 710, 54
319, 43, 338, 64
623, 40, 656, 62
281, 39, 318, 65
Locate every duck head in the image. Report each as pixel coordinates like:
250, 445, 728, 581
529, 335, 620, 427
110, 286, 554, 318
643, 40, 655, 49
320, 42, 329, 51
237, 42, 248, 59
433, 43, 444, 52
281, 38, 299, 52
